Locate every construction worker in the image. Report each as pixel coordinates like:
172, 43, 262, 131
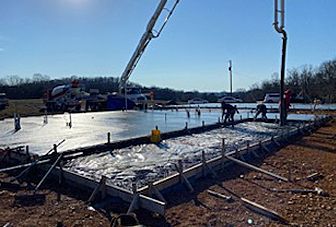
221, 101, 239, 123
196, 105, 201, 117
284, 89, 292, 120
254, 102, 268, 120
186, 109, 190, 118
229, 105, 239, 123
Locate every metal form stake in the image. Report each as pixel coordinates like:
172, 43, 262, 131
274, 0, 288, 126
25, 145, 29, 155
107, 132, 111, 144
25, 145, 30, 162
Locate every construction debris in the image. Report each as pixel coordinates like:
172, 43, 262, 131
207, 189, 233, 202
224, 155, 289, 182
241, 197, 289, 224
306, 172, 323, 181
272, 187, 329, 197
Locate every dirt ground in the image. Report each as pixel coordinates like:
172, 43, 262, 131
164, 119, 336, 226
0, 117, 335, 226
0, 174, 111, 226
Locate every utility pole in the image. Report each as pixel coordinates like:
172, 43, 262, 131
228, 60, 233, 96
273, 0, 287, 126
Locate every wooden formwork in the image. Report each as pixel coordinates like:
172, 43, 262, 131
136, 116, 331, 198
53, 116, 331, 215
0, 116, 332, 216
49, 167, 166, 215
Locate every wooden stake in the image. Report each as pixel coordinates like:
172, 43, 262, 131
87, 176, 107, 203
207, 189, 233, 202
57, 161, 64, 202
202, 151, 218, 178
176, 160, 194, 193
271, 136, 281, 147
127, 183, 139, 214
225, 155, 288, 182
261, 143, 271, 153
149, 182, 166, 203
1, 160, 49, 174
11, 140, 65, 181
241, 197, 288, 224
35, 154, 63, 191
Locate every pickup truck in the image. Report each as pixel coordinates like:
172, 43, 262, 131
0, 93, 9, 110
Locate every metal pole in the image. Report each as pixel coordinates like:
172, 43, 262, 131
229, 60, 233, 96
273, 0, 287, 126
124, 86, 128, 111
280, 31, 287, 126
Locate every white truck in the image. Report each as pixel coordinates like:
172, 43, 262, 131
45, 81, 84, 112
263, 93, 280, 103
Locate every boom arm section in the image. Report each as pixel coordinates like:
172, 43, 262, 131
119, 0, 180, 92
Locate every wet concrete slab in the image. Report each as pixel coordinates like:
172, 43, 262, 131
0, 109, 316, 155
65, 121, 297, 189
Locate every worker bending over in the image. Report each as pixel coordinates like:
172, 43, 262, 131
221, 101, 239, 124
254, 102, 268, 120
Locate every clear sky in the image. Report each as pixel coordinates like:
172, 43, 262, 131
0, 0, 335, 92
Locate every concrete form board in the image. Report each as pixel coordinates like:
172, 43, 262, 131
50, 167, 166, 215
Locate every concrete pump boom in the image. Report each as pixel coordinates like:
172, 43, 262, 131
118, 0, 180, 93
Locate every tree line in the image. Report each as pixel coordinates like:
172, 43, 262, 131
0, 58, 335, 103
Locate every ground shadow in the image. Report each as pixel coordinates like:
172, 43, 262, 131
296, 141, 335, 154
13, 193, 46, 207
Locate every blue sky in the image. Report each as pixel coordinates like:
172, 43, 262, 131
0, 0, 335, 92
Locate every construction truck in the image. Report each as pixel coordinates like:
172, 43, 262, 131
45, 80, 85, 112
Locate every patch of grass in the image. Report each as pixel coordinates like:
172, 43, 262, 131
0, 99, 44, 119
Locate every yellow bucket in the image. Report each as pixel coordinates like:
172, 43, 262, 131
150, 129, 161, 143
